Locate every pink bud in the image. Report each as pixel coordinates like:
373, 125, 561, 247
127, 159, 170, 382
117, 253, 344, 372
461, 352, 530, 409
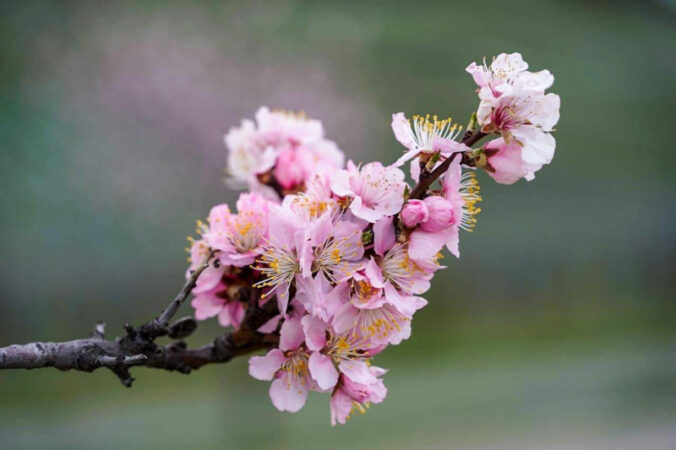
420, 196, 453, 232
401, 200, 429, 228
273, 148, 304, 189
483, 138, 541, 185
341, 376, 371, 402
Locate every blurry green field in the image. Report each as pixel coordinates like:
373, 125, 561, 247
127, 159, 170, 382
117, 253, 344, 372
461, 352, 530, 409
1, 332, 674, 449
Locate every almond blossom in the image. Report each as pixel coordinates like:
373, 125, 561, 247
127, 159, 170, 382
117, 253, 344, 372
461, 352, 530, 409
224, 107, 344, 196
466, 52, 560, 170
184, 52, 559, 425
330, 161, 407, 223
203, 193, 269, 267
482, 137, 544, 184
391, 112, 469, 167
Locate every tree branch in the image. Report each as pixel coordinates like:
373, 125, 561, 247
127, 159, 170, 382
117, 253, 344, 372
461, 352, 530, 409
0, 251, 280, 386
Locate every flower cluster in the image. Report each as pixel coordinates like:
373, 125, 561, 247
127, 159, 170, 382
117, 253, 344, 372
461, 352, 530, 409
187, 52, 559, 424
224, 107, 344, 198
466, 52, 560, 184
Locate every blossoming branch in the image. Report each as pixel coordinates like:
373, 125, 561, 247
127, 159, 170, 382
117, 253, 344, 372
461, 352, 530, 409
0, 53, 560, 425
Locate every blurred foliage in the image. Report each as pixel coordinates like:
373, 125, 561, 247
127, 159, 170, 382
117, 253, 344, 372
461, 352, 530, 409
0, 0, 674, 448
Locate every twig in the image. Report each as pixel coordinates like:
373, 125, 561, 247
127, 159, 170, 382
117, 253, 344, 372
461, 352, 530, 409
408, 130, 487, 200
138, 250, 215, 339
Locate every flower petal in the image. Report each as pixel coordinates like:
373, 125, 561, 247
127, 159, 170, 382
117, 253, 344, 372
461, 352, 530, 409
279, 315, 305, 351
373, 215, 395, 257
270, 372, 308, 413
391, 112, 415, 149
191, 293, 224, 320
408, 230, 448, 260
309, 352, 339, 390
330, 388, 353, 426
338, 359, 377, 385
248, 349, 285, 381
301, 315, 327, 351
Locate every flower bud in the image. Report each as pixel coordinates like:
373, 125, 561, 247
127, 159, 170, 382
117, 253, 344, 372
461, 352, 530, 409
401, 199, 429, 228
420, 196, 453, 232
273, 148, 304, 189
341, 376, 371, 402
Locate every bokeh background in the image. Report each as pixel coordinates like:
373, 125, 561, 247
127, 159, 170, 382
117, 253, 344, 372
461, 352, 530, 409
1, 1, 674, 448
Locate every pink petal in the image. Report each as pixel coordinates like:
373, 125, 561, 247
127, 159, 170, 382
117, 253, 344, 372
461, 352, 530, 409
369, 379, 388, 404
393, 148, 420, 168
308, 212, 333, 247
192, 265, 223, 294
391, 112, 415, 149
279, 315, 305, 351
301, 315, 327, 351
191, 293, 224, 320
364, 258, 385, 288
270, 372, 308, 413
218, 301, 245, 328
432, 137, 469, 156
322, 282, 350, 322
410, 158, 421, 183
330, 389, 353, 426
257, 314, 281, 333
275, 282, 292, 318
338, 359, 377, 385
248, 349, 285, 381
373, 215, 395, 257
446, 227, 460, 258
329, 169, 353, 197
408, 230, 448, 260
308, 352, 339, 390
442, 157, 462, 196
384, 282, 427, 316
332, 301, 359, 335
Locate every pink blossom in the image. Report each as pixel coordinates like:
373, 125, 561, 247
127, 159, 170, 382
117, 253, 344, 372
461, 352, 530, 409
253, 203, 305, 315
391, 113, 468, 167
282, 174, 340, 225
302, 214, 365, 283
381, 243, 436, 295
191, 288, 245, 329
224, 118, 268, 189
332, 295, 414, 346
225, 107, 345, 195
330, 368, 388, 425
248, 310, 318, 413
482, 137, 543, 184
467, 53, 560, 168
187, 240, 245, 328
203, 193, 269, 267
255, 107, 324, 146
295, 274, 343, 322
330, 161, 407, 223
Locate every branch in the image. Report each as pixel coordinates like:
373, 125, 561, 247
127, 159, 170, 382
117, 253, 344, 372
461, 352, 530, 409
138, 249, 215, 339
408, 130, 487, 200
0, 251, 280, 386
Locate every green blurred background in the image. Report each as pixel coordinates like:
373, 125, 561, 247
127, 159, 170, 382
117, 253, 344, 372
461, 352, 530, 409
1, 0, 674, 448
